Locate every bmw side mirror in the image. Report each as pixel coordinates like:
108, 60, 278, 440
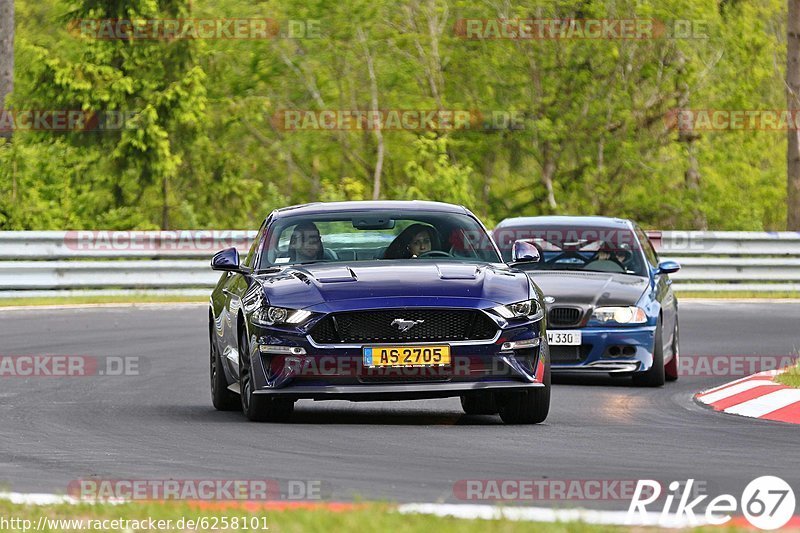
657, 260, 680, 274
211, 247, 241, 272
510, 240, 541, 264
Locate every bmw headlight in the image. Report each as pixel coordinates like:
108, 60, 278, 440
592, 306, 647, 324
492, 299, 543, 321
252, 306, 312, 326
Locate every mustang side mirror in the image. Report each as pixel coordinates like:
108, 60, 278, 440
657, 260, 680, 274
211, 247, 241, 272
510, 239, 541, 264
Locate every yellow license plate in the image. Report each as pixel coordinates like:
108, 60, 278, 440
363, 345, 450, 367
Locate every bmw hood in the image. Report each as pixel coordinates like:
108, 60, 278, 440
525, 270, 648, 307
254, 261, 531, 311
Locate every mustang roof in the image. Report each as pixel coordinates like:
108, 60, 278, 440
272, 200, 468, 218
495, 215, 633, 229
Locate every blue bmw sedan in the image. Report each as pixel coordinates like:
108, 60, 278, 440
209, 201, 550, 423
493, 216, 680, 387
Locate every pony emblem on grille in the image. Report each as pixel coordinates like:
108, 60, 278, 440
391, 318, 425, 332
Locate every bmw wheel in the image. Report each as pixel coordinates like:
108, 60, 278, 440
665, 319, 679, 382
632, 318, 666, 387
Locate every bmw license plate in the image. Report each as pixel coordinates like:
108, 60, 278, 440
363, 346, 451, 367
547, 330, 582, 345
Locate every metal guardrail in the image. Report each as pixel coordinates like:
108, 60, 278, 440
0, 231, 798, 297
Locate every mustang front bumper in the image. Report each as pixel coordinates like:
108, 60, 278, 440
239, 322, 548, 401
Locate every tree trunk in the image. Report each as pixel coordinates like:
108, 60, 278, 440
788, 0, 800, 229
161, 175, 169, 230
0, 0, 14, 139
357, 28, 384, 200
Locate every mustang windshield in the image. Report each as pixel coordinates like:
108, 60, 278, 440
259, 210, 501, 267
494, 225, 648, 277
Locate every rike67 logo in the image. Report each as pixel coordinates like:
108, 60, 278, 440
627, 476, 796, 530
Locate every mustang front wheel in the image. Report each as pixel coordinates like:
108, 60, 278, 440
498, 355, 550, 424
210, 322, 239, 411
239, 330, 294, 422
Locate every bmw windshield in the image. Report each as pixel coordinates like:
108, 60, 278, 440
494, 225, 648, 276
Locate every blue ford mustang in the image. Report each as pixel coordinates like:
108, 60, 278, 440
209, 201, 550, 423
493, 216, 680, 386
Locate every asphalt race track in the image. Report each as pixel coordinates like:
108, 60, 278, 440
1, 301, 799, 509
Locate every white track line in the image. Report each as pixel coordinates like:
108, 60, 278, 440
0, 492, 126, 506
0, 492, 79, 505
724, 389, 800, 418
0, 302, 206, 312
397, 503, 710, 528
697, 379, 782, 404
698, 369, 784, 397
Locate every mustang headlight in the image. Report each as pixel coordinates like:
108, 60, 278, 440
592, 306, 647, 324
492, 299, 543, 321
252, 306, 312, 326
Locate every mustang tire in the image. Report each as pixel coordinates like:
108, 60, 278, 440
239, 330, 294, 422
460, 392, 498, 415
498, 353, 550, 424
210, 323, 239, 411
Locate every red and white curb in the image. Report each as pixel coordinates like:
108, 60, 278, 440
696, 368, 800, 424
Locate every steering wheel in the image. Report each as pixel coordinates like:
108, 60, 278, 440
544, 250, 591, 266
416, 250, 452, 258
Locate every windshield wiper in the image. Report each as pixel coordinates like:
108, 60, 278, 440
292, 260, 329, 266
253, 267, 282, 274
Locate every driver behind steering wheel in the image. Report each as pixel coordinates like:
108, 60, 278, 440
586, 240, 626, 272
383, 223, 441, 259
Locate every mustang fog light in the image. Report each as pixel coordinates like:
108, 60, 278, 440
501, 337, 541, 351
258, 345, 306, 355
592, 306, 647, 324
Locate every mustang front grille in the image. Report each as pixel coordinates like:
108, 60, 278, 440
308, 309, 498, 344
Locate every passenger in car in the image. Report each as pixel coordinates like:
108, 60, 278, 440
288, 222, 324, 262
383, 223, 441, 259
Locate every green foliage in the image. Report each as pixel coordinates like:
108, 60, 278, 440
0, 0, 790, 230
400, 135, 477, 208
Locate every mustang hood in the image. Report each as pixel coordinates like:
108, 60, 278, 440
526, 270, 648, 307
256, 261, 529, 311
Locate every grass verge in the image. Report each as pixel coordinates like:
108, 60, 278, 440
0, 499, 762, 532
1, 291, 799, 308
0, 500, 615, 533
676, 291, 800, 299
775, 361, 800, 388
0, 295, 206, 307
